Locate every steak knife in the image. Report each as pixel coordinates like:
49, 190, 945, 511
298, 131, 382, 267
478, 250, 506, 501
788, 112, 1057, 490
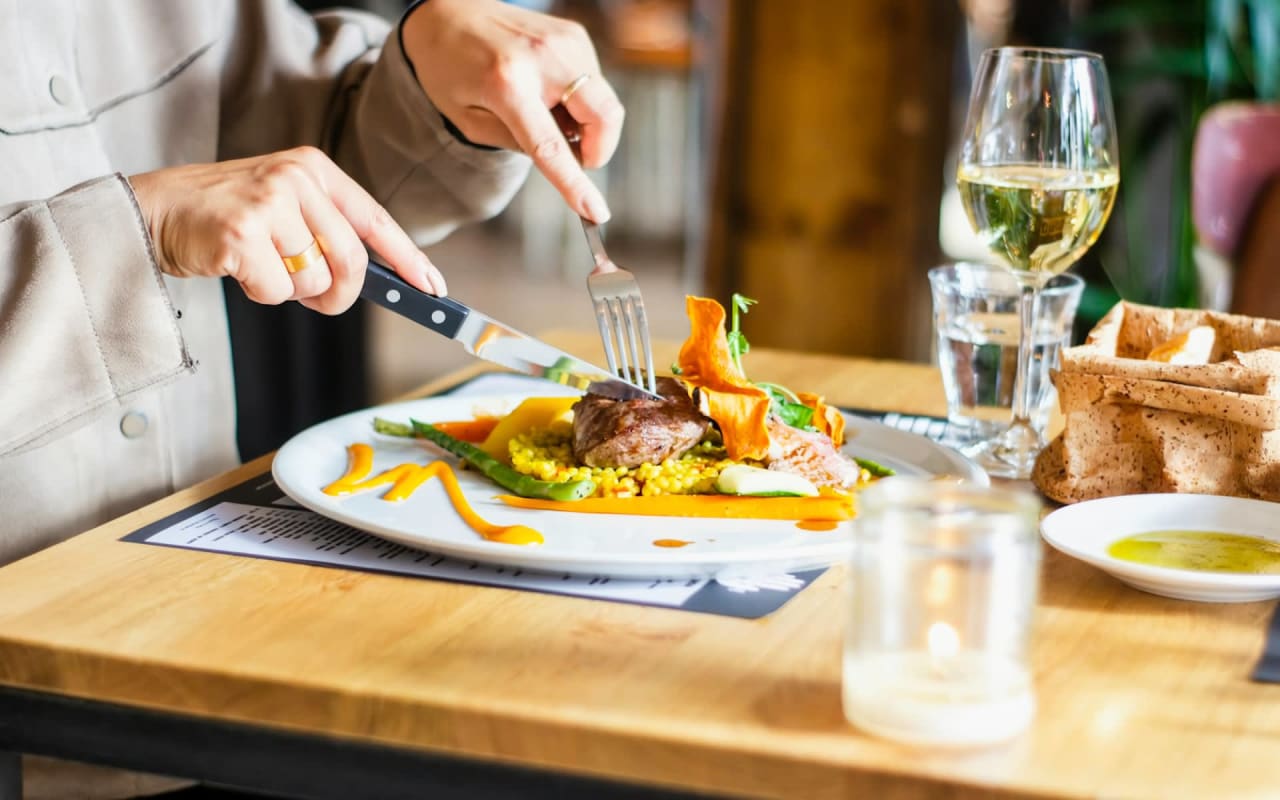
361, 261, 661, 401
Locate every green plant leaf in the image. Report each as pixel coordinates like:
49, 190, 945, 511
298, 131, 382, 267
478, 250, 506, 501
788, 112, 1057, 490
1078, 283, 1122, 327
1207, 0, 1248, 99
1250, 0, 1280, 99
1073, 1, 1205, 34
1115, 47, 1213, 84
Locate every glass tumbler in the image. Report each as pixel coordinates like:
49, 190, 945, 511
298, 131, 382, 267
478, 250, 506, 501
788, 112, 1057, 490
929, 263, 1083, 447
843, 479, 1042, 747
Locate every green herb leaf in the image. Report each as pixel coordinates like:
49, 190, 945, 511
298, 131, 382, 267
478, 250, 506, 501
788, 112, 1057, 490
728, 293, 757, 376
761, 385, 814, 429
776, 401, 814, 429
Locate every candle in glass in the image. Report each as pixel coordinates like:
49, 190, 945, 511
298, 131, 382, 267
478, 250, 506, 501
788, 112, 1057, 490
843, 479, 1041, 747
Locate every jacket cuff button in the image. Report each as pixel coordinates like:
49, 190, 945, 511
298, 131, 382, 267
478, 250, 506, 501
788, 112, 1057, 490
120, 412, 149, 439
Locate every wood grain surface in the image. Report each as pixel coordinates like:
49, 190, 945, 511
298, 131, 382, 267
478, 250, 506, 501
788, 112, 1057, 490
0, 332, 1276, 800
701, 1, 957, 362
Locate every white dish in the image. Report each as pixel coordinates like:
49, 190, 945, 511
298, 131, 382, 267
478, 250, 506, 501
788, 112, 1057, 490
1040, 493, 1280, 603
272, 389, 987, 579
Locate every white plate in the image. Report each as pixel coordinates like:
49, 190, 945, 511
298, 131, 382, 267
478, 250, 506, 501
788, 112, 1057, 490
273, 390, 987, 579
1040, 493, 1280, 603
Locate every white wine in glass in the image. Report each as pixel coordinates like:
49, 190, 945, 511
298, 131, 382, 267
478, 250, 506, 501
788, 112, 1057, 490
957, 48, 1119, 479
956, 164, 1119, 276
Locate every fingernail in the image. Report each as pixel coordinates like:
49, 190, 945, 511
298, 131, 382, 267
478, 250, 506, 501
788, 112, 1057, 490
583, 191, 611, 224
421, 253, 446, 297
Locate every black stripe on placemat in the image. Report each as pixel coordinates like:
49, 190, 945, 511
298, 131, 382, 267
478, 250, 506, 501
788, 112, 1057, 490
1252, 605, 1280, 682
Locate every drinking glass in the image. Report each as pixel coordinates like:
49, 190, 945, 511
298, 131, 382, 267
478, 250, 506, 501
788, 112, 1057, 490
956, 48, 1119, 478
929, 263, 1083, 448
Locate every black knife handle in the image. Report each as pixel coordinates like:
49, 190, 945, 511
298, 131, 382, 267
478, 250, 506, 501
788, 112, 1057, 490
361, 260, 469, 340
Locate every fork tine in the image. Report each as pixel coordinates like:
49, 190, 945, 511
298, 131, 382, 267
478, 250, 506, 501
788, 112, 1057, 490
620, 298, 644, 387
593, 298, 620, 377
608, 297, 633, 381
580, 215, 658, 395
631, 298, 657, 394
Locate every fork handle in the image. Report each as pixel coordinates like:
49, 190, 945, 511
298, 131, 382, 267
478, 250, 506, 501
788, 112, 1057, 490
579, 219, 613, 272
552, 104, 613, 266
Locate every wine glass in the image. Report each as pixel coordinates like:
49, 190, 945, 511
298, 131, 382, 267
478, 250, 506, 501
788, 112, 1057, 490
956, 47, 1120, 479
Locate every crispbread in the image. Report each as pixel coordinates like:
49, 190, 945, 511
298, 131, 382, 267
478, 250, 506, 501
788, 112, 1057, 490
1033, 301, 1280, 502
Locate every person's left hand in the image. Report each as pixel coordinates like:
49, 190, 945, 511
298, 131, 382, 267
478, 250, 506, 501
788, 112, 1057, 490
402, 0, 623, 224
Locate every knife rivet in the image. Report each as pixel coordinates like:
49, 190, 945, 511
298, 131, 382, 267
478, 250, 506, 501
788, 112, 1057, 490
431, 310, 446, 324
385, 289, 401, 303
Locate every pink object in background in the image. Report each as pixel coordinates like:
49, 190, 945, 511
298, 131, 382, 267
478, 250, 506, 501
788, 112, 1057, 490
1191, 102, 1280, 257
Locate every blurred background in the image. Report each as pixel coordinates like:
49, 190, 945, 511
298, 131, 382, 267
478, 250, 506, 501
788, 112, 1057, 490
230, 0, 1280, 461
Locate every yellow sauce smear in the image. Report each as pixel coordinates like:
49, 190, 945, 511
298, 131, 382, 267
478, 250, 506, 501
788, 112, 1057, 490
653, 539, 693, 548
323, 443, 543, 546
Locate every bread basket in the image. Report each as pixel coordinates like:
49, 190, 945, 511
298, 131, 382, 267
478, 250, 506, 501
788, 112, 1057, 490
1033, 301, 1280, 503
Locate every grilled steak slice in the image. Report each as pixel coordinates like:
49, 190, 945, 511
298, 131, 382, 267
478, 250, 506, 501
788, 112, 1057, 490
572, 377, 711, 467
766, 417, 859, 490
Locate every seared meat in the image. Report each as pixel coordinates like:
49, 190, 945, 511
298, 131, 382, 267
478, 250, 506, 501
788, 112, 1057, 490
572, 377, 711, 467
766, 417, 859, 490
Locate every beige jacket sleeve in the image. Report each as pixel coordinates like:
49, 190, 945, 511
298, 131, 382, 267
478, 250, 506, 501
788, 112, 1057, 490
0, 176, 193, 455
0, 0, 529, 457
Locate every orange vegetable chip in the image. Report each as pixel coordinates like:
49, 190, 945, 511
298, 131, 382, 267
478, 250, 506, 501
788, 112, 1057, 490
676, 296, 772, 460
797, 391, 846, 448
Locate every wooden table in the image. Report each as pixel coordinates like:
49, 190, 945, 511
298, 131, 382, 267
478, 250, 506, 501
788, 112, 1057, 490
1, 331, 1278, 800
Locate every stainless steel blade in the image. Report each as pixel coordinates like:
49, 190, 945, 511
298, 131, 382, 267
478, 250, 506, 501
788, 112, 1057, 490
361, 259, 659, 400
454, 311, 660, 401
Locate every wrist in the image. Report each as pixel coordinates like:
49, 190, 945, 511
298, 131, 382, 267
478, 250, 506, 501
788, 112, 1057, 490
399, 0, 498, 151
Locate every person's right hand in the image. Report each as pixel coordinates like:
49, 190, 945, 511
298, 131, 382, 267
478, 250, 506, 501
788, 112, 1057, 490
128, 146, 445, 314
401, 0, 624, 223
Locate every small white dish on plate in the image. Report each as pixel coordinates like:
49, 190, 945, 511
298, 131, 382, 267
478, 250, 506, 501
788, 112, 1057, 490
1040, 493, 1280, 603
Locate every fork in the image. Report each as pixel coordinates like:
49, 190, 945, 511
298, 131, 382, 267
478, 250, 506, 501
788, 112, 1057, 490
554, 105, 658, 395
580, 222, 658, 395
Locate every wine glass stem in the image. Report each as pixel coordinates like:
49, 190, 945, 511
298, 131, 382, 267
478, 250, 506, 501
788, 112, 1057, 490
1010, 276, 1047, 431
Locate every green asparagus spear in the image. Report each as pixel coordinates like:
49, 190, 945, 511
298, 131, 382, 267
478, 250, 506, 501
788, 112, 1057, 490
854, 457, 895, 477
372, 418, 414, 438
400, 418, 596, 501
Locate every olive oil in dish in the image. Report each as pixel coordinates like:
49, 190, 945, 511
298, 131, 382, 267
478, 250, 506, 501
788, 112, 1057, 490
1107, 530, 1280, 575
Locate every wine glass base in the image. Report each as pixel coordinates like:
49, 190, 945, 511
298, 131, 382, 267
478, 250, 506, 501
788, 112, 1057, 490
961, 426, 1044, 481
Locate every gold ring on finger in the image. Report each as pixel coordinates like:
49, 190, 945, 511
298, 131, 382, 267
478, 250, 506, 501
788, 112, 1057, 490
559, 73, 591, 105
281, 240, 324, 274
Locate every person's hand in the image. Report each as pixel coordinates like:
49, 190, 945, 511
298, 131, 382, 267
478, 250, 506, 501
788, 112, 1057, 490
402, 0, 623, 223
128, 147, 445, 314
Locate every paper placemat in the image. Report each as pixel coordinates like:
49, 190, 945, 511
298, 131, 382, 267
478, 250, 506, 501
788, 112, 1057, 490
120, 469, 823, 618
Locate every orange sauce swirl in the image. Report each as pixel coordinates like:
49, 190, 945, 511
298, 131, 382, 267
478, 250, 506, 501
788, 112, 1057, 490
795, 520, 839, 532
323, 443, 542, 546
